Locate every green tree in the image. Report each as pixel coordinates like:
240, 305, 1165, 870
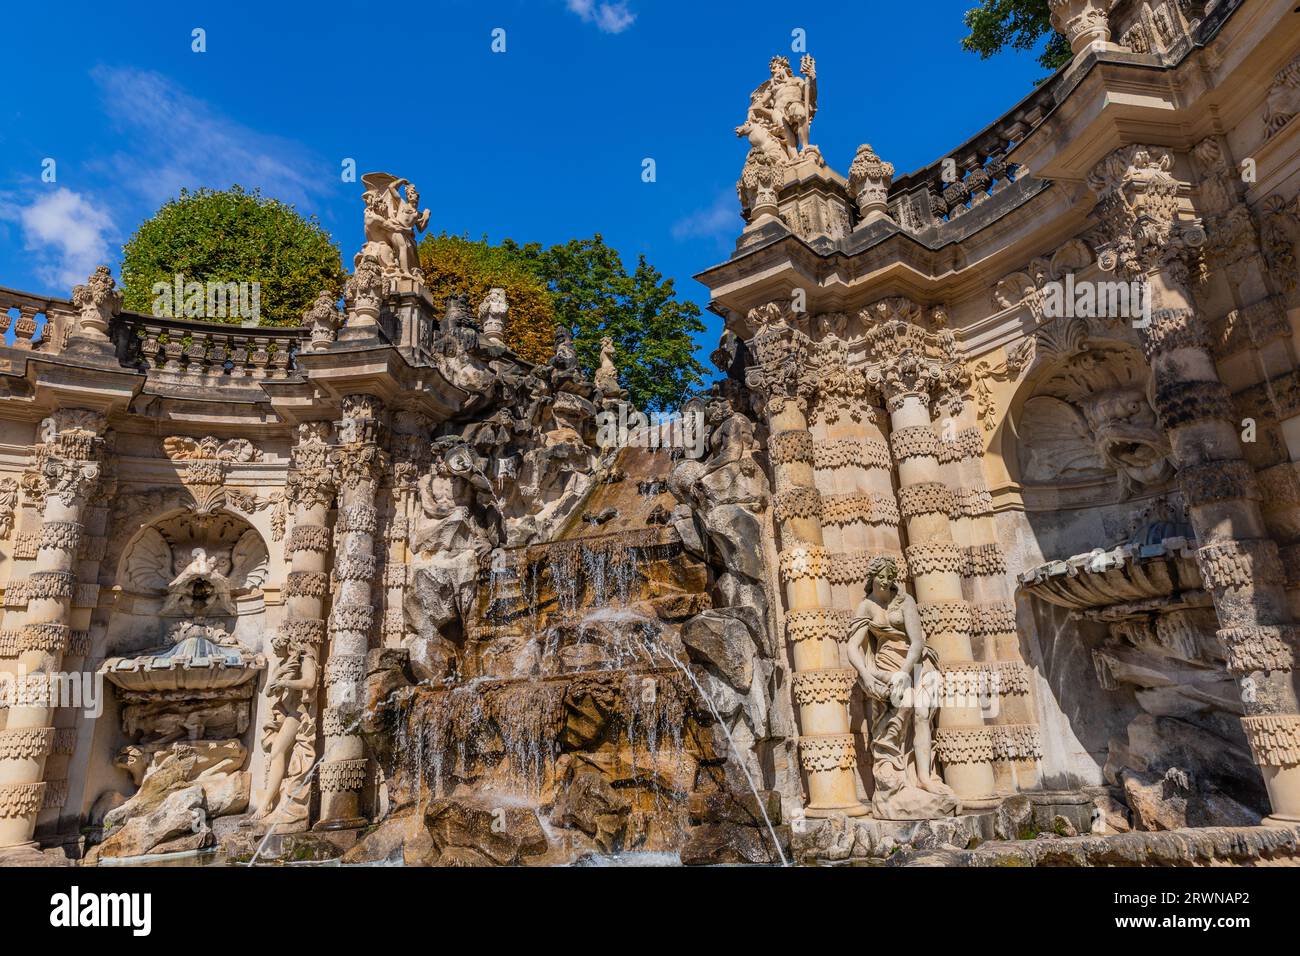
121, 186, 344, 327
961, 0, 1072, 72
417, 233, 556, 365
507, 235, 707, 412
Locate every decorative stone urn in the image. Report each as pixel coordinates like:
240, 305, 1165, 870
1048, 0, 1117, 57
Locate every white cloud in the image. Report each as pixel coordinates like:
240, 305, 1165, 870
671, 190, 742, 244
89, 66, 324, 210
566, 0, 636, 33
0, 188, 116, 289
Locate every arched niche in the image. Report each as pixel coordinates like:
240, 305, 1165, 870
106, 508, 270, 657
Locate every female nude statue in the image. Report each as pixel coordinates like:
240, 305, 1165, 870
247, 629, 318, 831
846, 556, 958, 818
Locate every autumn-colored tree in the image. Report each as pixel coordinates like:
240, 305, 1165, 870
120, 186, 344, 327
417, 233, 556, 365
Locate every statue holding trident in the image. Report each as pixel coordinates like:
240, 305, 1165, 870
743, 55, 821, 166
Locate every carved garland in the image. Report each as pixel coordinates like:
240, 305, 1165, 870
773, 486, 823, 524
797, 734, 857, 773
890, 426, 938, 461
0, 783, 45, 819
1197, 540, 1285, 591
898, 482, 955, 519
0, 727, 55, 760
964, 544, 1007, 577
286, 524, 332, 554
970, 602, 1018, 636
827, 550, 908, 585
318, 758, 368, 793
934, 726, 995, 765
813, 438, 891, 471
785, 607, 851, 644
768, 430, 815, 466
778, 545, 832, 580
1241, 714, 1300, 768
918, 600, 974, 636
904, 543, 964, 576
791, 668, 857, 705
991, 724, 1043, 761
1218, 625, 1297, 675
820, 492, 900, 526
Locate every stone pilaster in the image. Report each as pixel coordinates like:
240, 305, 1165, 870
0, 409, 105, 849
938, 424, 1043, 793
746, 303, 868, 817
1091, 145, 1300, 823
865, 313, 998, 805
316, 395, 386, 830
264, 421, 335, 831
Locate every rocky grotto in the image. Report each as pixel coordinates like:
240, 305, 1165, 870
3, 0, 1300, 868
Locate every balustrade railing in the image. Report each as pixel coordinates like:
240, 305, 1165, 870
113, 312, 307, 384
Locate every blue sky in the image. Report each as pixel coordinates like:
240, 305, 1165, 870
0, 0, 1049, 358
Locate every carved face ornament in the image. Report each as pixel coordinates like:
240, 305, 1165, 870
1082, 389, 1172, 489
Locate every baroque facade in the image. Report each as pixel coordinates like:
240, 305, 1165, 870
1, 0, 1299, 866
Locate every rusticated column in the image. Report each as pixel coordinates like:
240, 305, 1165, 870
746, 303, 868, 817
1091, 145, 1300, 823
0, 409, 105, 849
261, 422, 334, 832
317, 395, 386, 830
939, 425, 1043, 793
866, 314, 998, 805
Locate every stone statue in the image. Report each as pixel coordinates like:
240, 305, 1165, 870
413, 440, 495, 557
358, 172, 430, 280
846, 556, 959, 820
594, 336, 623, 397
478, 288, 509, 347
743, 55, 820, 165
248, 628, 318, 832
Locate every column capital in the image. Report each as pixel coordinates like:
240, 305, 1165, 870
1087, 145, 1206, 284
862, 314, 966, 413
743, 302, 814, 418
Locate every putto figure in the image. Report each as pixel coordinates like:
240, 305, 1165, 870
358, 172, 431, 281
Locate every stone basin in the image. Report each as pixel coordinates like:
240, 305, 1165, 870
1017, 537, 1202, 611
101, 634, 264, 694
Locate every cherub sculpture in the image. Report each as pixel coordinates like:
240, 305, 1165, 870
358, 172, 431, 280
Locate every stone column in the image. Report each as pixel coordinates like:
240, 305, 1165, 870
317, 395, 386, 830
1091, 145, 1300, 823
746, 304, 868, 817
0, 409, 104, 849
269, 422, 335, 831
866, 317, 998, 805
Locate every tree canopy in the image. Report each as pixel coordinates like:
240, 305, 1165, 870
961, 0, 1073, 72
508, 236, 708, 413
423, 234, 707, 412
417, 234, 557, 365
121, 186, 344, 327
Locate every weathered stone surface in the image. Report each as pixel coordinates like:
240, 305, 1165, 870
681, 609, 757, 690
422, 798, 549, 867
94, 785, 212, 860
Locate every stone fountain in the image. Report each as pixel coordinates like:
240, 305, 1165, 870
92, 547, 264, 859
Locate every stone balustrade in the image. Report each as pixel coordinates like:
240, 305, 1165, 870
112, 311, 307, 387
